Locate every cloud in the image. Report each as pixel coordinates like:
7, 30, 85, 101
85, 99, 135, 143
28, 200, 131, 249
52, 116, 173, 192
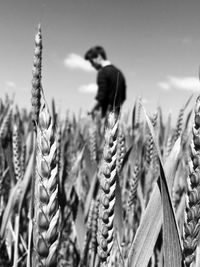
158, 76, 200, 92
78, 83, 97, 93
5, 81, 16, 88
64, 53, 94, 72
157, 82, 171, 91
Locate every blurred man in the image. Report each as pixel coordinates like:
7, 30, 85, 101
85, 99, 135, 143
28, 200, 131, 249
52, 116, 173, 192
85, 46, 126, 117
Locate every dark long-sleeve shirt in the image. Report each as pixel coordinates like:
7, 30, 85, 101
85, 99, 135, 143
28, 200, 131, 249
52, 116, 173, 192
95, 64, 126, 116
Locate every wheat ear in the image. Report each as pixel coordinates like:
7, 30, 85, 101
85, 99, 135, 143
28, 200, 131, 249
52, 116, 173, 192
183, 95, 200, 266
12, 122, 22, 181
32, 97, 60, 266
97, 112, 118, 265
31, 24, 42, 126
174, 107, 184, 143
0, 105, 12, 145
127, 163, 140, 209
116, 124, 126, 174
88, 124, 97, 163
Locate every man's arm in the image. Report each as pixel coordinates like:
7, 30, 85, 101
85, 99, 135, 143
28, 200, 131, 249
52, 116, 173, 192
88, 70, 108, 115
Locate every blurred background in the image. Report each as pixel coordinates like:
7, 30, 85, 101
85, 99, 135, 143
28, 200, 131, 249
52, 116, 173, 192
0, 0, 200, 123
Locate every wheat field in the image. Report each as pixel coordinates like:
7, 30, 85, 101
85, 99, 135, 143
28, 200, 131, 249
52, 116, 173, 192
0, 25, 199, 267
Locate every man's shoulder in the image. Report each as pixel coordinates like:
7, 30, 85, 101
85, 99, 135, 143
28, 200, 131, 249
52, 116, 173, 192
100, 65, 125, 81
101, 64, 120, 74
103, 64, 116, 70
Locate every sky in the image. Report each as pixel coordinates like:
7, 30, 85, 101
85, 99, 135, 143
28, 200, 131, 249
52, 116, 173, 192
0, 0, 200, 124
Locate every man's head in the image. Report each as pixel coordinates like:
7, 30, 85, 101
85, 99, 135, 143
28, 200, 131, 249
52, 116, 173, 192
84, 46, 107, 70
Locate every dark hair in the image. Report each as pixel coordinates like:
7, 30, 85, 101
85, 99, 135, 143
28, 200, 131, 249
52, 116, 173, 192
84, 46, 107, 61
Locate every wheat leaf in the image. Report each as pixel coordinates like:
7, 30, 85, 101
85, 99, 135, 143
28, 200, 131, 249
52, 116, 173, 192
126, 182, 162, 267
144, 106, 183, 267
159, 159, 183, 266
126, 106, 182, 267
0, 151, 34, 239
